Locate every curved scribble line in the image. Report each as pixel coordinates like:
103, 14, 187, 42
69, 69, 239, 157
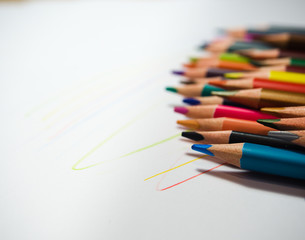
72, 133, 180, 170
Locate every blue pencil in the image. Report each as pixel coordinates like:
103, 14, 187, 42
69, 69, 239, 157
192, 143, 305, 180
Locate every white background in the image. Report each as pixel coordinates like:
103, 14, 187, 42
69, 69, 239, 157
0, 0, 305, 239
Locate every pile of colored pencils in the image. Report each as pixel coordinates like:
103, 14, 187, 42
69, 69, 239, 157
166, 24, 305, 181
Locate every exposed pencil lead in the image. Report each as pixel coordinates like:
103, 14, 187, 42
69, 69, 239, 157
257, 119, 280, 129
174, 107, 188, 114
172, 70, 184, 75
165, 87, 177, 93
182, 132, 204, 141
225, 72, 243, 79
191, 144, 214, 156
177, 120, 200, 129
183, 98, 201, 105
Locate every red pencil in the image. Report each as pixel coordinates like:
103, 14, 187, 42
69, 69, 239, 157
210, 77, 305, 93
174, 104, 277, 121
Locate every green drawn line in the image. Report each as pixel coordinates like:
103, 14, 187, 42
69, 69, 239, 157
72, 132, 180, 170
72, 115, 143, 170
119, 133, 181, 158
72, 98, 178, 170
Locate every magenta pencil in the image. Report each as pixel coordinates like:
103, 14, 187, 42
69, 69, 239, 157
174, 105, 278, 121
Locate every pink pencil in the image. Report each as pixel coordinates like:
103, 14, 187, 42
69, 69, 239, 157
174, 105, 278, 121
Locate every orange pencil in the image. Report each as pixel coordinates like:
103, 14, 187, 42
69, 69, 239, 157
184, 60, 257, 71
177, 117, 275, 134
209, 78, 305, 93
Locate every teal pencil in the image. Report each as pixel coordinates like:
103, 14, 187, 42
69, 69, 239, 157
166, 84, 224, 97
192, 142, 305, 180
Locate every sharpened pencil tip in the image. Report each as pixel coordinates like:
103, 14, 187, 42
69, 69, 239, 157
225, 72, 243, 79
191, 144, 214, 156
257, 119, 280, 129
183, 98, 201, 105
182, 132, 204, 141
174, 107, 188, 114
190, 57, 199, 63
199, 42, 209, 49
172, 70, 184, 75
166, 87, 177, 93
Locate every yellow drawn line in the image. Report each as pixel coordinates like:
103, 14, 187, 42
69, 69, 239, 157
71, 98, 180, 170
144, 155, 207, 181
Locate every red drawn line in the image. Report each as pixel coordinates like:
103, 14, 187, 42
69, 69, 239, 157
157, 163, 226, 191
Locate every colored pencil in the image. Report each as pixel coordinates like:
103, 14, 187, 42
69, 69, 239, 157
174, 105, 277, 121
180, 76, 223, 85
212, 88, 305, 109
257, 117, 305, 130
204, 39, 274, 53
204, 37, 305, 59
177, 117, 275, 134
182, 96, 247, 108
182, 130, 304, 151
173, 68, 236, 78
225, 70, 305, 84
190, 53, 249, 65
253, 33, 305, 52
252, 57, 305, 67
237, 48, 305, 60
192, 54, 305, 68
260, 106, 305, 118
226, 25, 305, 39
209, 78, 305, 93
166, 84, 224, 97
192, 143, 305, 180
267, 130, 305, 148
185, 60, 257, 71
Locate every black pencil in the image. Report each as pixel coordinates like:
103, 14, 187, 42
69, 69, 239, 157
182, 130, 305, 151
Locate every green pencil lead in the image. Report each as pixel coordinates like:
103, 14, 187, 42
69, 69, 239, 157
166, 87, 177, 93
257, 119, 281, 129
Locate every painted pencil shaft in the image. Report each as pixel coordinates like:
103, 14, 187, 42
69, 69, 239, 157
177, 117, 275, 134
182, 130, 304, 151
261, 106, 305, 118
192, 143, 305, 180
267, 130, 305, 147
174, 105, 277, 121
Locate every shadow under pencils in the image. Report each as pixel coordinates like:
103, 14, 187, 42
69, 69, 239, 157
197, 168, 305, 198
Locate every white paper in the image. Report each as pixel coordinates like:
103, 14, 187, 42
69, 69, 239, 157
0, 1, 305, 240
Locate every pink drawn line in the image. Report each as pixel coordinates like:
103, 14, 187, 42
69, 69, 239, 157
156, 163, 226, 191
